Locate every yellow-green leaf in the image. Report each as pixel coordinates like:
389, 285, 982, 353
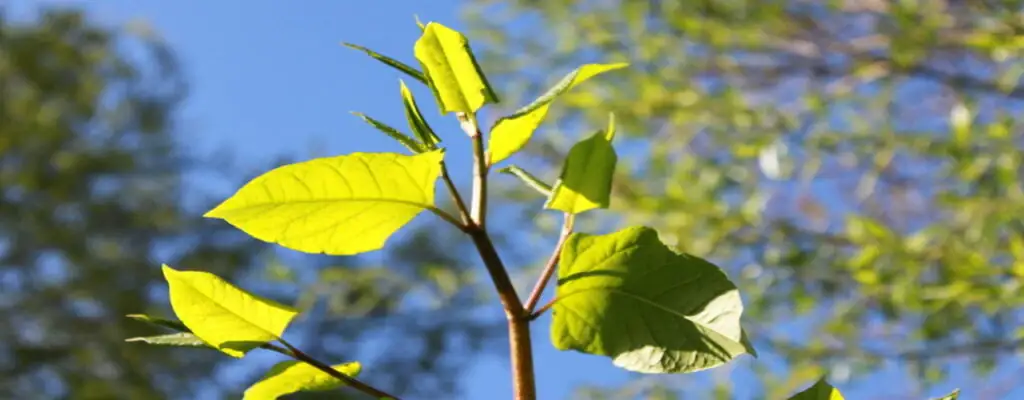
205, 150, 444, 255
488, 63, 627, 165
342, 43, 426, 85
244, 360, 362, 400
545, 120, 617, 214
413, 22, 498, 114
162, 265, 298, 358
400, 80, 441, 147
351, 112, 425, 154
787, 378, 846, 400
126, 332, 208, 348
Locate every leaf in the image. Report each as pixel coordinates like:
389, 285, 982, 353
933, 389, 960, 400
205, 150, 444, 255
341, 43, 426, 85
787, 378, 846, 400
488, 63, 627, 165
400, 80, 441, 147
126, 332, 209, 348
413, 22, 499, 114
126, 314, 190, 332
497, 164, 552, 197
244, 360, 362, 400
352, 112, 426, 153
163, 265, 299, 358
545, 120, 617, 214
551, 226, 756, 373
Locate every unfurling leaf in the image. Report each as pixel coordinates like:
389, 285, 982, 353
488, 63, 627, 165
545, 118, 618, 214
933, 389, 961, 400
342, 42, 426, 84
400, 80, 441, 147
244, 360, 362, 400
163, 265, 298, 358
126, 313, 190, 332
205, 150, 444, 255
551, 226, 756, 373
787, 378, 846, 400
413, 22, 498, 114
126, 332, 208, 348
352, 112, 426, 153
498, 164, 552, 197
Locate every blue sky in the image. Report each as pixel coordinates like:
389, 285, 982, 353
10, 1, 1020, 399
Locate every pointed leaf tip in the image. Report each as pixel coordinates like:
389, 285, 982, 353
545, 129, 618, 214
342, 42, 427, 85
414, 22, 498, 114
787, 378, 845, 400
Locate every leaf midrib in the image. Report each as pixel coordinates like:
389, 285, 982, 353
181, 278, 283, 342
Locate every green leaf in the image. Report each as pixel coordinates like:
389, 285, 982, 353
352, 112, 426, 153
205, 150, 444, 255
126, 314, 190, 332
163, 265, 299, 358
498, 164, 552, 197
545, 120, 618, 214
244, 360, 362, 400
787, 378, 846, 400
413, 22, 499, 114
400, 80, 441, 148
488, 63, 627, 165
551, 226, 756, 373
126, 332, 208, 347
341, 43, 427, 85
933, 389, 960, 400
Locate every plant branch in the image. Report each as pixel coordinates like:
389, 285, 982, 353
523, 213, 574, 314
529, 297, 557, 321
278, 339, 399, 400
440, 161, 472, 224
427, 207, 468, 232
460, 112, 536, 400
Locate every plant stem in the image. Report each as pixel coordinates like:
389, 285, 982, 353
440, 161, 471, 224
461, 114, 537, 400
523, 213, 574, 314
278, 339, 399, 399
428, 207, 468, 232
529, 297, 557, 321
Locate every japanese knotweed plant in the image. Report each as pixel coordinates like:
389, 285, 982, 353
125, 21, 959, 400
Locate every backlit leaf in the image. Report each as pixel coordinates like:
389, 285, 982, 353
126, 314, 189, 332
205, 150, 444, 255
342, 42, 426, 85
352, 112, 425, 153
244, 360, 362, 400
488, 63, 627, 165
551, 226, 755, 373
413, 22, 498, 114
400, 80, 441, 147
163, 265, 298, 358
933, 389, 960, 400
126, 332, 208, 348
545, 121, 617, 214
787, 378, 846, 400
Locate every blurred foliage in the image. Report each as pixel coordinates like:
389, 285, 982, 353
0, 7, 500, 400
466, 0, 1024, 398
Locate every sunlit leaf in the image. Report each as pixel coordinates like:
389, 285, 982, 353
933, 389, 960, 400
162, 265, 298, 358
551, 226, 755, 373
205, 150, 444, 255
488, 63, 627, 165
545, 121, 617, 214
498, 164, 552, 197
341, 42, 426, 84
126, 332, 208, 347
126, 314, 189, 332
413, 22, 498, 114
400, 80, 441, 147
244, 360, 362, 400
352, 112, 426, 153
787, 378, 846, 400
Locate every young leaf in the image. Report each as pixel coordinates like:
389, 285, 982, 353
551, 226, 756, 373
163, 265, 299, 358
787, 378, 846, 400
933, 389, 960, 400
341, 42, 427, 85
205, 150, 444, 255
244, 360, 362, 400
352, 112, 426, 153
488, 63, 627, 165
126, 313, 190, 332
545, 122, 617, 214
400, 80, 441, 147
497, 164, 552, 197
413, 22, 499, 114
126, 332, 208, 348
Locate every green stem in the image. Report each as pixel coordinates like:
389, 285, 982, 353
440, 161, 472, 225
523, 213, 574, 314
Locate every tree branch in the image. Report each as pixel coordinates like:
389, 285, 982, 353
523, 213, 574, 314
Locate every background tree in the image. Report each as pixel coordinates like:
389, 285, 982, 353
465, 1, 1024, 398
0, 7, 499, 399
